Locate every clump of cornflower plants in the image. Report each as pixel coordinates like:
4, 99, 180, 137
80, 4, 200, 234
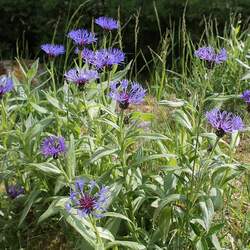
6, 184, 25, 199
95, 16, 119, 31
41, 136, 67, 159
194, 46, 227, 68
41, 44, 65, 57
109, 79, 146, 109
206, 108, 244, 137
241, 90, 250, 112
65, 179, 109, 218
0, 76, 13, 98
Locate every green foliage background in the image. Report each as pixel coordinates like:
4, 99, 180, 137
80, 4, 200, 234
0, 0, 250, 58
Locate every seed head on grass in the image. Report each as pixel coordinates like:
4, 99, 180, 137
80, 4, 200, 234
206, 108, 244, 137
95, 16, 119, 30
109, 79, 146, 109
41, 136, 66, 159
41, 44, 65, 57
0, 76, 13, 98
65, 179, 109, 218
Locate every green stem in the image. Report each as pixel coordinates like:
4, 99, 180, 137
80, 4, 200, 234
49, 59, 56, 94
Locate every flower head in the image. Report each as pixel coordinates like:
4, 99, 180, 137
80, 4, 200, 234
194, 46, 227, 68
6, 184, 24, 199
84, 48, 125, 69
95, 16, 119, 30
66, 179, 109, 218
109, 79, 146, 109
81, 48, 96, 63
0, 76, 13, 98
41, 136, 66, 159
68, 29, 97, 47
241, 90, 250, 103
215, 48, 227, 64
206, 108, 244, 137
41, 44, 65, 57
64, 68, 98, 87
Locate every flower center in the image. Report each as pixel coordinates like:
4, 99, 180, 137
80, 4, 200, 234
79, 194, 95, 213
119, 93, 129, 109
215, 128, 225, 138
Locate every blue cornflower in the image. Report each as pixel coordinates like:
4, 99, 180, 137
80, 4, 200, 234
6, 184, 24, 199
95, 16, 119, 30
81, 48, 96, 64
109, 79, 146, 109
64, 68, 98, 87
65, 179, 109, 218
241, 90, 250, 103
41, 136, 66, 159
0, 76, 13, 98
241, 90, 250, 112
194, 46, 227, 68
214, 48, 227, 64
206, 108, 244, 137
68, 29, 97, 47
89, 48, 125, 69
41, 44, 65, 57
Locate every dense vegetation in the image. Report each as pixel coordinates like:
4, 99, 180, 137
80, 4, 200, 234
1, 0, 250, 59
0, 2, 250, 250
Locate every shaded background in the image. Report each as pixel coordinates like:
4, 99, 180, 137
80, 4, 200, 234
0, 0, 250, 59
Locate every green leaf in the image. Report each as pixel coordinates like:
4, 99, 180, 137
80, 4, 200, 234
62, 211, 96, 247
30, 102, 49, 114
66, 134, 76, 180
38, 197, 68, 224
45, 92, 66, 111
135, 133, 169, 141
154, 194, 186, 222
89, 147, 118, 163
102, 212, 132, 224
26, 59, 39, 81
29, 163, 62, 175
159, 99, 186, 107
18, 189, 40, 227
135, 154, 176, 166
172, 109, 192, 131
199, 197, 214, 231
105, 241, 146, 250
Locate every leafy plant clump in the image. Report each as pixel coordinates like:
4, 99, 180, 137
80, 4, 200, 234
0, 11, 250, 250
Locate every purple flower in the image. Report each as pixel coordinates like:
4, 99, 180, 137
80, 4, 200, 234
206, 108, 244, 137
6, 185, 24, 199
241, 90, 250, 112
64, 68, 98, 87
194, 46, 227, 68
241, 90, 250, 103
95, 16, 119, 30
68, 29, 97, 47
85, 48, 125, 69
41, 136, 66, 159
41, 44, 65, 57
66, 179, 109, 218
215, 48, 227, 64
0, 76, 13, 97
109, 79, 146, 109
81, 48, 95, 63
